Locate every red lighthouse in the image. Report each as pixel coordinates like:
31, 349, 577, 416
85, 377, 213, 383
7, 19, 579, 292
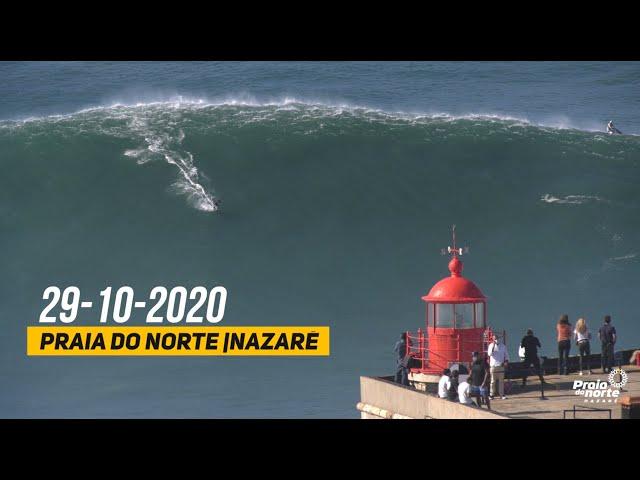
408, 226, 500, 382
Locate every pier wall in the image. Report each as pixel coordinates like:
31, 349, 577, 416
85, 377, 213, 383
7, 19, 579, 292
358, 376, 508, 419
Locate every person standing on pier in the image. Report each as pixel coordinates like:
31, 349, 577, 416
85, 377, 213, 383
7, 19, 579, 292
394, 332, 410, 386
556, 315, 572, 375
598, 315, 617, 374
469, 352, 491, 409
520, 329, 545, 386
487, 335, 509, 400
574, 318, 593, 375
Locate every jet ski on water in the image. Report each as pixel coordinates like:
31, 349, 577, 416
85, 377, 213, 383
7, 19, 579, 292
607, 120, 622, 135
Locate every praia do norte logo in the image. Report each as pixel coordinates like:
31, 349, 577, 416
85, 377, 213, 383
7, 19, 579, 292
573, 368, 628, 404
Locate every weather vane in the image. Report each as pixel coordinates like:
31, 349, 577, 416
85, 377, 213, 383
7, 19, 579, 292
440, 224, 469, 256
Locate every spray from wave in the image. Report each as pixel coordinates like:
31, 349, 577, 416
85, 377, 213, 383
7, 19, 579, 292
123, 121, 218, 213
540, 194, 609, 205
610, 253, 637, 262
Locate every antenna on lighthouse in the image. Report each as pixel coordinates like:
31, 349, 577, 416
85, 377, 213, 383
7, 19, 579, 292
441, 224, 469, 256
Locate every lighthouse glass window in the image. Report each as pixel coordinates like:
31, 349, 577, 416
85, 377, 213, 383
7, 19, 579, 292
433, 303, 484, 329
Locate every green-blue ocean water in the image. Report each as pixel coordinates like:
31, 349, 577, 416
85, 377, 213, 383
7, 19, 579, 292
1, 62, 640, 417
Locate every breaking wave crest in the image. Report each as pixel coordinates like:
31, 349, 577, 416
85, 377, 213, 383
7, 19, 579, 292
2, 96, 629, 133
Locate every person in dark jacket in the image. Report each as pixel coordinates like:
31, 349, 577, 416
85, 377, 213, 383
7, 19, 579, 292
447, 369, 460, 401
469, 352, 491, 409
599, 315, 617, 373
521, 329, 545, 386
394, 332, 410, 385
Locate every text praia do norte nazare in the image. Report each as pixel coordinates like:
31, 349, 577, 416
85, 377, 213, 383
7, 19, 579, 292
39, 330, 322, 352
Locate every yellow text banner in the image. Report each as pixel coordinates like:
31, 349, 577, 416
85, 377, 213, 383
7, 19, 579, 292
27, 326, 330, 356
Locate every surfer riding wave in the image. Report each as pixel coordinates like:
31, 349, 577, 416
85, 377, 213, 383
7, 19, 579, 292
607, 120, 622, 135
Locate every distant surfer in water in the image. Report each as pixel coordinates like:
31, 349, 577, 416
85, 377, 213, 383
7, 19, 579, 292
214, 198, 222, 210
607, 121, 622, 135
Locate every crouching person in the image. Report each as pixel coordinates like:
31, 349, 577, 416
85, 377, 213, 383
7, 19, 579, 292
447, 370, 460, 402
457, 373, 474, 406
438, 369, 451, 399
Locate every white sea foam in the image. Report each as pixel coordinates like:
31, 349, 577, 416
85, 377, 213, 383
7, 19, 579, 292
0, 95, 623, 135
610, 253, 637, 262
540, 194, 609, 205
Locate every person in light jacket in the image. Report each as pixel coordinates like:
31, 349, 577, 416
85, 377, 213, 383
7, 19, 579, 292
574, 318, 593, 375
487, 335, 509, 400
438, 369, 451, 399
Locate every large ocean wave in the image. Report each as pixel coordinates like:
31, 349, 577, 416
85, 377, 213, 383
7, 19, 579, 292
1, 99, 639, 213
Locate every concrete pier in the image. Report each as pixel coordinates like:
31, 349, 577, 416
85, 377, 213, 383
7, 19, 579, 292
488, 366, 640, 419
358, 349, 640, 419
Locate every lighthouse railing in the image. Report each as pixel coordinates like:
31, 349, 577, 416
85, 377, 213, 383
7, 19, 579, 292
406, 329, 428, 371
406, 327, 507, 374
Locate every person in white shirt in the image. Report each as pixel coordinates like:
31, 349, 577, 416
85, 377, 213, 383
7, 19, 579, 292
487, 335, 509, 400
438, 368, 451, 399
458, 377, 474, 405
